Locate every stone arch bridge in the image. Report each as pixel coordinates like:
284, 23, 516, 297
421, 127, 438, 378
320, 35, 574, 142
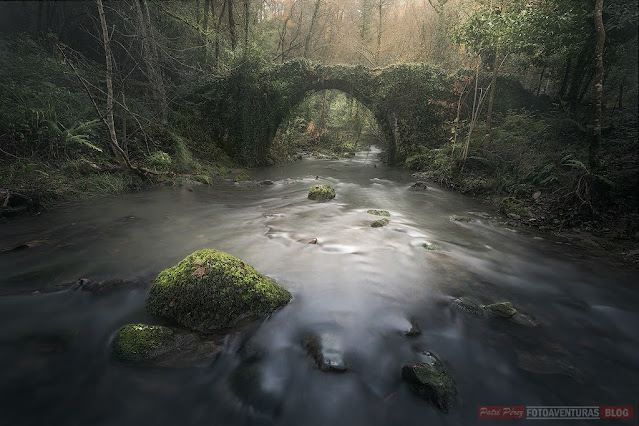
198, 59, 527, 165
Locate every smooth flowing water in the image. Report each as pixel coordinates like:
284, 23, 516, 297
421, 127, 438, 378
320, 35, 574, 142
1, 149, 637, 426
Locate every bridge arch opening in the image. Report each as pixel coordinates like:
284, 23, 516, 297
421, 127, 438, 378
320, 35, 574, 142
269, 89, 386, 162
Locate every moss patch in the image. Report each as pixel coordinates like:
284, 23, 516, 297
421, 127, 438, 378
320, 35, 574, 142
371, 218, 390, 227
367, 209, 390, 217
112, 324, 173, 361
483, 301, 517, 318
308, 184, 336, 201
146, 249, 291, 332
193, 174, 213, 185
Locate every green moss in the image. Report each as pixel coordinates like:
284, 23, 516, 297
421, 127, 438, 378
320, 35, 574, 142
483, 301, 517, 318
147, 151, 172, 170
235, 173, 252, 182
367, 209, 390, 217
147, 249, 291, 332
500, 196, 529, 218
112, 324, 173, 361
423, 243, 439, 250
308, 184, 336, 201
371, 218, 390, 227
193, 174, 213, 185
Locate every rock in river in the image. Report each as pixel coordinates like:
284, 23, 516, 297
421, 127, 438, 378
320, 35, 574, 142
402, 351, 457, 413
305, 332, 348, 372
112, 324, 223, 367
367, 209, 391, 217
371, 218, 390, 228
410, 182, 428, 190
146, 249, 291, 332
308, 184, 336, 201
483, 301, 517, 318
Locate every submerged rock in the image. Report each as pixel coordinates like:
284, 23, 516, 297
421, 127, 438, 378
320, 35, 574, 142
230, 359, 283, 416
305, 333, 348, 372
483, 301, 517, 318
112, 324, 223, 367
510, 312, 540, 327
367, 209, 391, 217
402, 319, 421, 337
308, 184, 336, 201
59, 278, 148, 294
402, 351, 457, 413
410, 182, 428, 190
451, 297, 484, 317
146, 249, 291, 332
516, 350, 584, 382
450, 215, 471, 222
371, 218, 390, 228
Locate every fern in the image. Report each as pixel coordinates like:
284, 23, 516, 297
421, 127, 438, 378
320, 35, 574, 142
62, 120, 103, 152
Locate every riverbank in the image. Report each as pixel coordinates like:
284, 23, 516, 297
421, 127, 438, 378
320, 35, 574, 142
407, 109, 639, 264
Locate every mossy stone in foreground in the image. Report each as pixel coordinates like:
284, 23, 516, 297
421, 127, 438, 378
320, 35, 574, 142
146, 249, 291, 332
112, 323, 224, 367
402, 351, 457, 413
112, 324, 173, 362
308, 184, 336, 201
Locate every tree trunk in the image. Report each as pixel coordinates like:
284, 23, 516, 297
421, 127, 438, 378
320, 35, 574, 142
227, 0, 237, 50
303, 0, 322, 58
590, 0, 605, 171
95, 0, 129, 168
536, 64, 546, 97
243, 0, 250, 56
376, 0, 383, 65
485, 47, 499, 134
558, 57, 572, 99
135, 0, 168, 123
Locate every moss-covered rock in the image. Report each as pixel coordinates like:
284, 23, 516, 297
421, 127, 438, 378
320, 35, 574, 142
112, 323, 224, 366
483, 301, 517, 318
371, 218, 390, 227
367, 209, 390, 217
146, 249, 291, 332
308, 184, 336, 201
402, 351, 457, 413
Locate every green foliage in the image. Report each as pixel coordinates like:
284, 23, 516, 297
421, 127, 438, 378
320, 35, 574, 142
147, 151, 172, 170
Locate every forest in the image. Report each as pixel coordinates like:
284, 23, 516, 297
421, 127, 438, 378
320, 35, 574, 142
0, 1, 638, 425
1, 0, 637, 242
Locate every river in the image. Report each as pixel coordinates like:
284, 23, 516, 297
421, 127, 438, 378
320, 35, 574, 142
1, 148, 637, 425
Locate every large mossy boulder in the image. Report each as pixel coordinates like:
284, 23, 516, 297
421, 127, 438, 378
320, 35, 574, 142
146, 249, 291, 332
308, 184, 336, 201
112, 323, 223, 367
402, 351, 457, 413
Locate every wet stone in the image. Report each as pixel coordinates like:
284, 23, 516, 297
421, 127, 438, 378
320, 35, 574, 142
410, 182, 428, 190
483, 301, 517, 318
304, 333, 348, 372
402, 351, 457, 413
451, 298, 484, 317
402, 320, 421, 337
112, 324, 224, 367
